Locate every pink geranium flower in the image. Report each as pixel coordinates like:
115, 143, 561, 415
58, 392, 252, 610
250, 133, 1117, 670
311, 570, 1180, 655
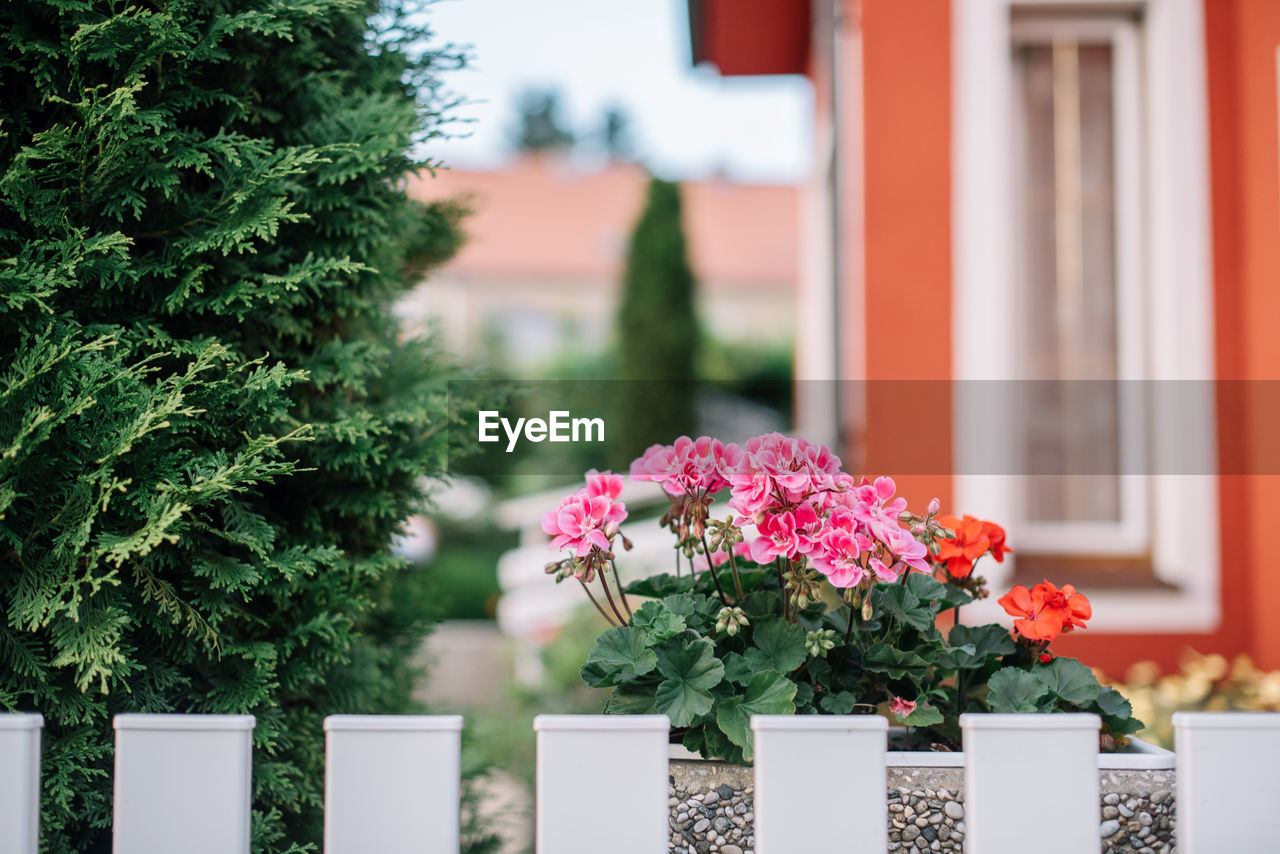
748, 511, 802, 563
712, 440, 743, 485
726, 432, 845, 518
630, 443, 683, 495
541, 489, 627, 558
793, 502, 825, 555
852, 476, 909, 542
811, 528, 872, 588
869, 556, 901, 583
884, 526, 931, 574
630, 436, 737, 496
889, 696, 917, 720
584, 469, 624, 500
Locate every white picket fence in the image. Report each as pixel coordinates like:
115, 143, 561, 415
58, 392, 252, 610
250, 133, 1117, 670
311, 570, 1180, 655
2, 711, 1278, 853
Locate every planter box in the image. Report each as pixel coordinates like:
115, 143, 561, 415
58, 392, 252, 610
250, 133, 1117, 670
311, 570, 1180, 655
667, 735, 1175, 854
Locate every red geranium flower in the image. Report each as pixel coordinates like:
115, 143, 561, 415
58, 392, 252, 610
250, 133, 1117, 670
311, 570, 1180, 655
934, 515, 1011, 578
997, 580, 1091, 643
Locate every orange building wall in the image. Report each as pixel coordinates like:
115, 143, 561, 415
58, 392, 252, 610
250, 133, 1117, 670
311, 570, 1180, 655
1207, 0, 1280, 671
854, 0, 1280, 675
854, 0, 953, 513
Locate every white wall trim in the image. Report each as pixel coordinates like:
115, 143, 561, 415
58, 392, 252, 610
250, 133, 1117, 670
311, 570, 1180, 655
951, 0, 1220, 633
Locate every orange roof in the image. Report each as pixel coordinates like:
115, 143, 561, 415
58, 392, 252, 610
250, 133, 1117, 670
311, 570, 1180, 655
405, 156, 798, 289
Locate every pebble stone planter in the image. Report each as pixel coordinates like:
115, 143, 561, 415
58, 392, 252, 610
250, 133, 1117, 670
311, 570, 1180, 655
667, 737, 1175, 854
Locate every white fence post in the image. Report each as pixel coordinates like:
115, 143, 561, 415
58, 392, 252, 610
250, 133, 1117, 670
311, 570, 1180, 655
961, 713, 1099, 854
113, 714, 255, 854
751, 714, 888, 853
324, 715, 463, 854
534, 715, 669, 854
0, 714, 43, 854
1174, 711, 1280, 851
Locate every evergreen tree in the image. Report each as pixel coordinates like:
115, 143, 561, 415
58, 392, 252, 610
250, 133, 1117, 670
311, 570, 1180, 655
612, 177, 699, 467
0, 1, 478, 850
601, 105, 634, 162
511, 88, 574, 153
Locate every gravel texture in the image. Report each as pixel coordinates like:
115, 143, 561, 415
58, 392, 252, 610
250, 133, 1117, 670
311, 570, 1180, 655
668, 761, 1177, 853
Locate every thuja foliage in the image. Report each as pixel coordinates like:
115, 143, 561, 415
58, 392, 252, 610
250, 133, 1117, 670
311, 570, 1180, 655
611, 177, 699, 467
0, 1, 480, 850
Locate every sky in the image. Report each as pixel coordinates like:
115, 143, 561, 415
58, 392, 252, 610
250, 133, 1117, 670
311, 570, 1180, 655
419, 0, 814, 184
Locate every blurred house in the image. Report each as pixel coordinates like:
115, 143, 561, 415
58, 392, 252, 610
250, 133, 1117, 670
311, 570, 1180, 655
402, 157, 797, 369
692, 0, 1280, 673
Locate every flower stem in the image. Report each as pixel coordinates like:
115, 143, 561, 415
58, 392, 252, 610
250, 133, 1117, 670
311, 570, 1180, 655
579, 577, 618, 627
845, 594, 857, 645
598, 573, 628, 625
702, 531, 743, 602
774, 558, 786, 618
610, 559, 633, 619
726, 546, 745, 601
704, 551, 730, 606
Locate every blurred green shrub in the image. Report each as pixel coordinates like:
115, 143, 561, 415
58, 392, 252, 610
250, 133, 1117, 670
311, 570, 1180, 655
423, 519, 514, 621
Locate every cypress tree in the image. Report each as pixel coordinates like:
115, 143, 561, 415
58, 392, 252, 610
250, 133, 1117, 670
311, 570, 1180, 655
0, 1, 474, 850
612, 177, 699, 466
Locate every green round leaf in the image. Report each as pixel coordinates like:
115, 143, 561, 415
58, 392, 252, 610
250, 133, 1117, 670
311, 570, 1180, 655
948, 623, 1017, 662
714, 671, 798, 760
653, 636, 725, 726
743, 618, 807, 674
584, 626, 658, 686
900, 701, 945, 727
630, 600, 686, 643
862, 643, 929, 681
1033, 657, 1101, 707
987, 668, 1051, 713
604, 683, 658, 714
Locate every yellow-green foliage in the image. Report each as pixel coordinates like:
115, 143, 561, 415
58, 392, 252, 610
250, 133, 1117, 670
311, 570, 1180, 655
1106, 650, 1280, 748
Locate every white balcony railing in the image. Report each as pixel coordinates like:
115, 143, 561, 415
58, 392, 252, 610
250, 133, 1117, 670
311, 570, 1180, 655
2, 711, 1278, 853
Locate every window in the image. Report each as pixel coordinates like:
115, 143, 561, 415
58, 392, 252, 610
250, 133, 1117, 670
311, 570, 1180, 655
1010, 15, 1150, 562
953, 0, 1218, 631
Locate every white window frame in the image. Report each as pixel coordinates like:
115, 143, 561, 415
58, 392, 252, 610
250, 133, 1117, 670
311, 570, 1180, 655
1008, 16, 1149, 556
952, 0, 1219, 632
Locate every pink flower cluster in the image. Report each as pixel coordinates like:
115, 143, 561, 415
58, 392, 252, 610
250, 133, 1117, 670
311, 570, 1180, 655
725, 432, 847, 519
629, 432, 847, 514
541, 470, 627, 558
545, 434, 934, 594
748, 476, 929, 589
630, 433, 930, 591
630, 436, 737, 496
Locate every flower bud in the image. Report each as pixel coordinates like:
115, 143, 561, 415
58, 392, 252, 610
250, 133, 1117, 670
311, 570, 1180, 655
715, 607, 748, 636
805, 629, 838, 657
927, 497, 941, 517
546, 559, 575, 583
